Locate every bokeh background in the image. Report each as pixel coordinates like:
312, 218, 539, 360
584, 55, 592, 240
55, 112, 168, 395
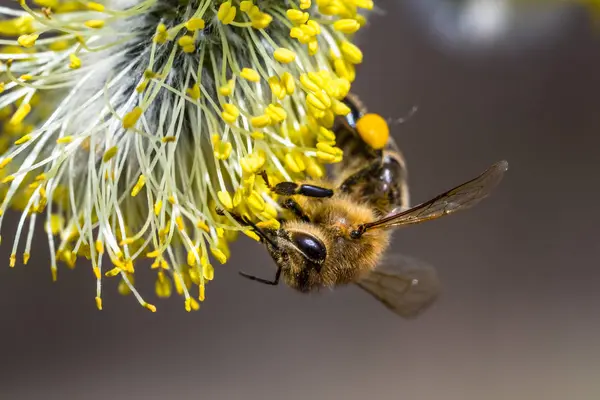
1, 1, 599, 399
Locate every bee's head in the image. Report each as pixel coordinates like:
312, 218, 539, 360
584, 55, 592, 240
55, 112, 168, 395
265, 227, 328, 293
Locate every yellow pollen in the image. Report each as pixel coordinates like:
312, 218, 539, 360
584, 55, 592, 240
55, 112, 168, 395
217, 1, 237, 24
251, 114, 271, 128
102, 146, 118, 162
265, 104, 287, 122
247, 190, 265, 211
143, 302, 157, 312
340, 41, 363, 64
244, 229, 261, 241
84, 20, 105, 29
240, 68, 261, 82
356, 113, 390, 150
217, 190, 233, 210
307, 93, 327, 111
0, 158, 12, 169
300, 74, 320, 93
284, 152, 305, 173
197, 220, 209, 232
87, 2, 105, 12
273, 48, 296, 64
185, 18, 205, 31
355, 0, 374, 10
219, 79, 235, 96
131, 175, 146, 197
56, 136, 73, 144
281, 72, 295, 94
15, 134, 32, 145
186, 84, 200, 100
268, 76, 285, 100
333, 19, 360, 34
10, 103, 31, 125
286, 9, 310, 24
154, 23, 168, 43
316, 151, 337, 163
221, 103, 240, 124
95, 240, 104, 254
251, 131, 264, 140
178, 35, 194, 48
95, 297, 103, 310
256, 219, 280, 230
210, 246, 227, 264
17, 33, 38, 48
123, 107, 142, 129
175, 215, 185, 231
69, 53, 82, 69
240, 0, 252, 12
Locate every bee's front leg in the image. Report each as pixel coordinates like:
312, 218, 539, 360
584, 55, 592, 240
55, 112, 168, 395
259, 171, 333, 198
280, 198, 310, 223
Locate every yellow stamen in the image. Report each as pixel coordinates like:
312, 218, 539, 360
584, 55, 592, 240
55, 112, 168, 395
333, 19, 360, 34
87, 2, 105, 12
185, 18, 205, 31
131, 175, 146, 197
217, 1, 237, 24
9, 103, 31, 125
273, 48, 296, 64
123, 107, 142, 129
17, 33, 38, 48
217, 190, 234, 210
340, 41, 363, 64
102, 146, 118, 162
15, 134, 32, 145
240, 68, 261, 82
84, 20, 105, 29
69, 54, 81, 69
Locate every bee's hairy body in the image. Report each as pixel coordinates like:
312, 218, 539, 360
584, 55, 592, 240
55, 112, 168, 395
270, 189, 392, 292
257, 94, 408, 293
226, 92, 508, 317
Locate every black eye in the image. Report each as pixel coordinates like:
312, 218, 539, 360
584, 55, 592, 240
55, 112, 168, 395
290, 231, 326, 263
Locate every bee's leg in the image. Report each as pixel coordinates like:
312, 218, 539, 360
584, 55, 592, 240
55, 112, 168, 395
260, 171, 333, 198
239, 265, 282, 286
280, 198, 310, 223
338, 152, 383, 192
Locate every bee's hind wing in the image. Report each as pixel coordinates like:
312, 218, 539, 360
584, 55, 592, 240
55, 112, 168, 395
355, 254, 441, 319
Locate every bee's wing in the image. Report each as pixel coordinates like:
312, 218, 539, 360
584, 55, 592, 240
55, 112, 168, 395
355, 254, 441, 318
359, 160, 508, 232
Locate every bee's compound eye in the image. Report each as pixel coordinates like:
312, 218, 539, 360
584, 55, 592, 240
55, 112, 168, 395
290, 231, 327, 264
356, 113, 389, 150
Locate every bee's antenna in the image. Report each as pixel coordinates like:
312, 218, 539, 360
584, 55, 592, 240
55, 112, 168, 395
388, 105, 418, 126
259, 170, 272, 189
216, 208, 279, 249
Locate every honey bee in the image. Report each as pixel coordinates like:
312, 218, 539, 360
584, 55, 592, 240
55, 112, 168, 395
219, 95, 508, 318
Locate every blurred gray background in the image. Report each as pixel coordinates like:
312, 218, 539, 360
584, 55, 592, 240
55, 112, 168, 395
1, 1, 599, 399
